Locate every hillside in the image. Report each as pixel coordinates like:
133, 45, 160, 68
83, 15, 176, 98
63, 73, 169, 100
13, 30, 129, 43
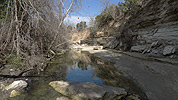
97, 0, 178, 59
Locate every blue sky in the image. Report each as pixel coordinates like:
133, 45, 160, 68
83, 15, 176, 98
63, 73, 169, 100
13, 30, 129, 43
78, 0, 124, 17
64, 0, 124, 26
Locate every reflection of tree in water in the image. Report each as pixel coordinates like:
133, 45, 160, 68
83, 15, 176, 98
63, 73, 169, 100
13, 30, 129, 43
69, 51, 91, 64
78, 61, 87, 70
89, 56, 147, 98
67, 50, 92, 71
15, 59, 68, 99
45, 55, 70, 81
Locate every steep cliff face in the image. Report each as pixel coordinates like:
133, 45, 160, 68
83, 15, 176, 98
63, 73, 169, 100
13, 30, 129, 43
107, 0, 178, 58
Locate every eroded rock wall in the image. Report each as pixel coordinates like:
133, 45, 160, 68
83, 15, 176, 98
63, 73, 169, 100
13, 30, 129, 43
108, 0, 178, 58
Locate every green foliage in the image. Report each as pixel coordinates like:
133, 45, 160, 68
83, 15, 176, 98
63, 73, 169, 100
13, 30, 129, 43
118, 0, 143, 14
7, 54, 24, 68
76, 21, 87, 31
67, 25, 73, 30
95, 9, 113, 28
89, 27, 97, 38
67, 25, 73, 32
95, 14, 102, 22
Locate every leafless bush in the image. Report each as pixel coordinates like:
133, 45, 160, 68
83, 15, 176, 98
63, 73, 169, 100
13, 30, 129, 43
0, 0, 81, 69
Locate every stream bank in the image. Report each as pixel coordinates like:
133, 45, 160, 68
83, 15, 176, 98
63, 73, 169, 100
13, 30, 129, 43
78, 46, 178, 100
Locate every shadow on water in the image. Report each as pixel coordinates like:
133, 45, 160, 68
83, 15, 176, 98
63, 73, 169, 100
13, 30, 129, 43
8, 50, 147, 100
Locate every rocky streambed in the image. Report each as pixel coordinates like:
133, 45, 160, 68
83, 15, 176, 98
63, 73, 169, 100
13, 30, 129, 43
1, 48, 177, 100
81, 48, 178, 100
0, 50, 147, 100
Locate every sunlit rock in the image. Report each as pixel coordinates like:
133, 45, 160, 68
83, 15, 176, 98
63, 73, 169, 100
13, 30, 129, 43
56, 97, 70, 100
10, 90, 20, 97
49, 81, 127, 100
0, 83, 5, 90
4, 80, 27, 91
93, 46, 103, 50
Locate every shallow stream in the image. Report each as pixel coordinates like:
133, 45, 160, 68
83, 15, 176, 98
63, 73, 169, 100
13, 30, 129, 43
8, 50, 147, 100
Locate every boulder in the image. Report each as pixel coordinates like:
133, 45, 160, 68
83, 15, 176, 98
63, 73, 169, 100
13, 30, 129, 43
4, 80, 27, 91
163, 46, 176, 55
97, 38, 107, 45
107, 38, 120, 49
49, 81, 127, 100
10, 90, 21, 97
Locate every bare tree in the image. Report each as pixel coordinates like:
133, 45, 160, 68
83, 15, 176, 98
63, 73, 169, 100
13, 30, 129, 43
98, 0, 112, 9
0, 0, 82, 70
89, 16, 95, 27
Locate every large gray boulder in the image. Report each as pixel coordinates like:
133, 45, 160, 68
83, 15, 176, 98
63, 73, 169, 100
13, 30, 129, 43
49, 81, 127, 100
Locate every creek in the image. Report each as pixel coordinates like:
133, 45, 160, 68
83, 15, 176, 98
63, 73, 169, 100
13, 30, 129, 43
8, 50, 147, 100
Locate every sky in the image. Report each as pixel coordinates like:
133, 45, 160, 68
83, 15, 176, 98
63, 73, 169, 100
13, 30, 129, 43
64, 0, 124, 27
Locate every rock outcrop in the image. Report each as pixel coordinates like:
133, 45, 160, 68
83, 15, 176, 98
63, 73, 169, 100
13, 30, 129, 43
49, 81, 127, 100
107, 0, 178, 58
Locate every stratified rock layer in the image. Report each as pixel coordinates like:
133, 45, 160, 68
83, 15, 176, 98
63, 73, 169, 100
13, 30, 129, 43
107, 0, 178, 58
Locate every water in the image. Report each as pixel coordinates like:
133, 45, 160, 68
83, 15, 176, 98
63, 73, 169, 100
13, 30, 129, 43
8, 50, 147, 100
66, 64, 103, 84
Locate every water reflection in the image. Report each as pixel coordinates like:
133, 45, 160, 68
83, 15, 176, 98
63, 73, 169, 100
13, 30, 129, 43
63, 51, 146, 98
8, 50, 147, 100
66, 61, 103, 84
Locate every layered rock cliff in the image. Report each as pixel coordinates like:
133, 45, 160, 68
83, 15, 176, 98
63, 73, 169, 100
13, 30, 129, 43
107, 0, 178, 58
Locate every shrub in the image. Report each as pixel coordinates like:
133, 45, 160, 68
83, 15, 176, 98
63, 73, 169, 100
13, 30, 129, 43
76, 21, 87, 31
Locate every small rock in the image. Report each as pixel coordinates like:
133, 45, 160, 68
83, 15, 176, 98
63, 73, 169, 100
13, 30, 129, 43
150, 41, 158, 48
10, 90, 20, 97
0, 83, 5, 90
131, 45, 147, 52
4, 80, 27, 91
56, 97, 70, 100
93, 46, 103, 50
93, 46, 99, 50
127, 94, 140, 100
169, 55, 176, 58
10, 69, 14, 71
49, 81, 71, 96
119, 42, 123, 47
146, 40, 152, 44
20, 70, 36, 76
163, 46, 176, 55
152, 50, 158, 54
